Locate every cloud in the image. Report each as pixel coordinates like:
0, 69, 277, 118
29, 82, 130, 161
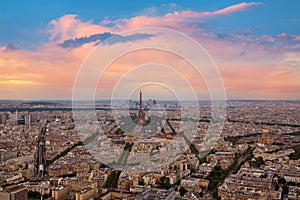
60, 32, 113, 48
59, 32, 154, 48
262, 35, 275, 42
2, 2, 300, 100
113, 2, 262, 32
212, 2, 262, 16
163, 2, 262, 19
139, 2, 261, 20
140, 3, 183, 17
245, 28, 252, 35
101, 33, 154, 45
277, 32, 288, 38
207, 30, 300, 55
4, 43, 20, 52
0, 79, 37, 85
295, 36, 300, 41
48, 14, 112, 42
47, 2, 263, 43
0, 42, 89, 99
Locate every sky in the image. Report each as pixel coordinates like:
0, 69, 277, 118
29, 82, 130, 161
0, 0, 300, 100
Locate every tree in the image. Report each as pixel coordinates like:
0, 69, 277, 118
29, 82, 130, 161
179, 187, 187, 196
249, 156, 265, 167
105, 170, 121, 188
278, 177, 286, 185
159, 176, 171, 189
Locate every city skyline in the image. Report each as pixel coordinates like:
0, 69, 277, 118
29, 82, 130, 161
1, 2, 300, 199
1, 1, 300, 100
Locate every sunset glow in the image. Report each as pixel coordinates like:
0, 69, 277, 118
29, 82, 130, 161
0, 1, 299, 100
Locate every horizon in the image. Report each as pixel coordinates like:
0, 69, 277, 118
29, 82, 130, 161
1, 98, 300, 102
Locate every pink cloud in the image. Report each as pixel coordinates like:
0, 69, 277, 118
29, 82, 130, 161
262, 35, 275, 42
163, 2, 262, 19
4, 2, 300, 100
212, 2, 262, 15
277, 32, 288, 38
0, 42, 94, 99
294, 35, 300, 41
1, 30, 300, 100
119, 2, 261, 31
47, 2, 263, 42
245, 28, 252, 34
48, 14, 112, 43
218, 60, 300, 99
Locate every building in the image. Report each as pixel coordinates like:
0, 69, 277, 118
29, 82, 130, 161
75, 187, 97, 200
207, 151, 235, 169
0, 113, 6, 124
0, 150, 18, 163
136, 188, 179, 200
100, 190, 134, 200
0, 185, 28, 200
288, 186, 300, 200
258, 126, 273, 146
218, 167, 281, 200
52, 186, 71, 200
284, 173, 300, 184
180, 176, 209, 193
117, 175, 131, 190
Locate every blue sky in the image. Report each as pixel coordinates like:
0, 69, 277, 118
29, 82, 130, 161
1, 1, 299, 49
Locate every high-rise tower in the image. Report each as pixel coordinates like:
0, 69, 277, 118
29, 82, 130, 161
139, 90, 142, 112
137, 90, 144, 120
136, 90, 145, 124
